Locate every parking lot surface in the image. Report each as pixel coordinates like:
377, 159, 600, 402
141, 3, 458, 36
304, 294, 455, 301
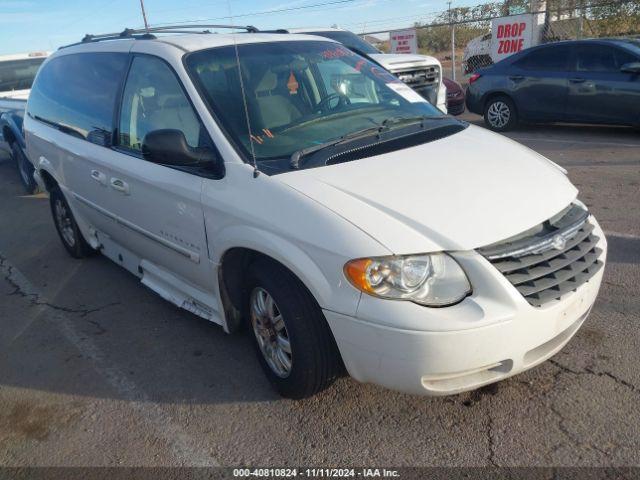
1, 115, 639, 467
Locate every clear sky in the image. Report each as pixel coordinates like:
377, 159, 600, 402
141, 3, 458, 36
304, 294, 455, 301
0, 0, 479, 55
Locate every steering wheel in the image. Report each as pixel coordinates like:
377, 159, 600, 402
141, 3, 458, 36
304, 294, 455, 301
315, 93, 351, 113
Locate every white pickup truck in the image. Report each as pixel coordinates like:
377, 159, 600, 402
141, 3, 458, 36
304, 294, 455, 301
274, 28, 448, 113
0, 51, 48, 193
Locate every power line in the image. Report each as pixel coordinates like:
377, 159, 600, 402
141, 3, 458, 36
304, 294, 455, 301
339, 10, 448, 29
150, 0, 358, 26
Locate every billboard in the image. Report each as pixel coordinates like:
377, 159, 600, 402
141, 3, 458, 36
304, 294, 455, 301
390, 29, 418, 55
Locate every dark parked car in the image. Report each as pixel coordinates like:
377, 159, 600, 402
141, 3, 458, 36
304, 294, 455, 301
466, 39, 640, 131
443, 77, 465, 115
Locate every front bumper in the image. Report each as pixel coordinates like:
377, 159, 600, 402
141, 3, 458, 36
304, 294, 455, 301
465, 86, 484, 115
447, 98, 465, 115
325, 222, 606, 396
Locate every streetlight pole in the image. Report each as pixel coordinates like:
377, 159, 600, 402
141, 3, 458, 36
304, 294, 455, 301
139, 0, 150, 31
448, 0, 455, 81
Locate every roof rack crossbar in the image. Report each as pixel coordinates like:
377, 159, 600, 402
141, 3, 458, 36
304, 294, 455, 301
60, 24, 259, 49
80, 24, 258, 42
141, 24, 259, 33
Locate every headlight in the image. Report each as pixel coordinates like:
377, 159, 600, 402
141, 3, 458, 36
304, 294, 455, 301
344, 253, 471, 307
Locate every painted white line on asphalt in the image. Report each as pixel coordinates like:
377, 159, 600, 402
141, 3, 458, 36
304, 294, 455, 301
509, 136, 640, 148
0, 253, 219, 467
605, 231, 640, 240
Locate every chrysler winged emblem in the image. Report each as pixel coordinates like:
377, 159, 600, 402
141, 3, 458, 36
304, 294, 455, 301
552, 234, 567, 251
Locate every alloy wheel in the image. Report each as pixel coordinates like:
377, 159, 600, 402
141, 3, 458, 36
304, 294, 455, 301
54, 198, 76, 248
487, 101, 511, 129
250, 287, 292, 378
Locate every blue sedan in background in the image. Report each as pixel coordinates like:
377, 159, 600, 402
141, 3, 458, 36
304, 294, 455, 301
466, 38, 640, 131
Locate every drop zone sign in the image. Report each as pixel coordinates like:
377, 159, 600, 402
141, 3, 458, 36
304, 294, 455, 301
390, 29, 418, 55
491, 13, 541, 62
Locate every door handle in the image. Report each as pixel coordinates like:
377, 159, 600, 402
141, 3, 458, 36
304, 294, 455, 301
569, 77, 586, 83
509, 75, 525, 81
90, 169, 107, 185
110, 178, 130, 194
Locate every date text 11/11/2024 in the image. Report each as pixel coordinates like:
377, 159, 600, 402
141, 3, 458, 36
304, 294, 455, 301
232, 468, 401, 478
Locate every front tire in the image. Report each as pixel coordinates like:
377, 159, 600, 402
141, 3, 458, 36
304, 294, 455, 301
484, 95, 518, 132
12, 142, 40, 194
246, 259, 342, 399
50, 187, 94, 258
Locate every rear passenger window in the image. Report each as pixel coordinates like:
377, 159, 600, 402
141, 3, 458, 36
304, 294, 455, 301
28, 53, 128, 145
118, 55, 208, 152
576, 45, 638, 72
514, 46, 570, 71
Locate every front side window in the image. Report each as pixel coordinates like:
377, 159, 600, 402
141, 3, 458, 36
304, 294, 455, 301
28, 53, 128, 143
576, 45, 638, 72
514, 46, 570, 71
186, 41, 449, 163
119, 55, 208, 152
0, 57, 46, 92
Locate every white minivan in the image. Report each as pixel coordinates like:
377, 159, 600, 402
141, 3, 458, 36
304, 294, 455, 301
25, 26, 606, 399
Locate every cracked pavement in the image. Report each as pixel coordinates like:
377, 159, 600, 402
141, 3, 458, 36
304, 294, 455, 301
0, 116, 639, 467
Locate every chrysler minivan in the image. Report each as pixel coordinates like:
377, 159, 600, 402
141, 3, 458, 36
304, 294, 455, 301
25, 26, 606, 399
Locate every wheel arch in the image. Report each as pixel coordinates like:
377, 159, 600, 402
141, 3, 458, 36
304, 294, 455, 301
2, 125, 16, 146
214, 228, 337, 333
38, 167, 59, 192
1, 114, 25, 149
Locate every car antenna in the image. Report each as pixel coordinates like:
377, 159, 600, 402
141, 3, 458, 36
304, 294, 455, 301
227, 0, 260, 179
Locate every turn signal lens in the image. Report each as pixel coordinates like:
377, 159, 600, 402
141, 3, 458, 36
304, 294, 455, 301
344, 253, 471, 307
344, 258, 374, 293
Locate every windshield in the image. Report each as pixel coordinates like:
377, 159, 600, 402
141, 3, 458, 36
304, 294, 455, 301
186, 41, 446, 163
0, 57, 46, 93
307, 31, 381, 55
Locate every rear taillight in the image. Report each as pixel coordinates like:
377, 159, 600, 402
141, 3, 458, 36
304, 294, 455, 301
469, 73, 481, 84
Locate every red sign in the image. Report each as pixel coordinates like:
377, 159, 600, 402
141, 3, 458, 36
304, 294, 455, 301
390, 29, 418, 55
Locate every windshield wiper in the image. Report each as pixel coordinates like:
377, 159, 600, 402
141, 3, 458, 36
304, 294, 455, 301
289, 115, 448, 170
289, 125, 383, 169
380, 114, 447, 130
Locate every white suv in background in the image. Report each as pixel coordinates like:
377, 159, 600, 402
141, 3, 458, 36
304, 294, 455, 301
277, 28, 448, 113
25, 26, 606, 399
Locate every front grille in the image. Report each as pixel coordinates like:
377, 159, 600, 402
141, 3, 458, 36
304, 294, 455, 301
395, 65, 439, 88
478, 204, 604, 307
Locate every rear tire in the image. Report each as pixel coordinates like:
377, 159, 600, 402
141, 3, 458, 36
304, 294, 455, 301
246, 258, 342, 399
12, 142, 40, 194
50, 187, 94, 259
484, 95, 518, 132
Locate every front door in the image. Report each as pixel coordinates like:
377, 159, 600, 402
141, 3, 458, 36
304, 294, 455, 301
106, 54, 215, 293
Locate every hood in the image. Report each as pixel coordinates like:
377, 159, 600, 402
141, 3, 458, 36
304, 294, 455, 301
443, 77, 462, 94
0, 89, 30, 100
278, 125, 577, 254
370, 53, 441, 70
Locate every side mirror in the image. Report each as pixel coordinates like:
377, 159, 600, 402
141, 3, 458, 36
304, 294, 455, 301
142, 129, 219, 167
620, 62, 640, 74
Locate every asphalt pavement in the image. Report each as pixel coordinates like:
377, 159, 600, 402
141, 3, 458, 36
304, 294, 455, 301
0, 115, 639, 468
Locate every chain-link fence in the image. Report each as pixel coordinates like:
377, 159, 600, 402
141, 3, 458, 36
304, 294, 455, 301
362, 0, 640, 84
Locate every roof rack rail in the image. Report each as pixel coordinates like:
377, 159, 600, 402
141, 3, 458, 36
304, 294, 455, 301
60, 24, 259, 49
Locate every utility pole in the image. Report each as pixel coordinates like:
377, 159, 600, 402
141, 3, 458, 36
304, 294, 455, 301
448, 0, 455, 81
139, 0, 150, 31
